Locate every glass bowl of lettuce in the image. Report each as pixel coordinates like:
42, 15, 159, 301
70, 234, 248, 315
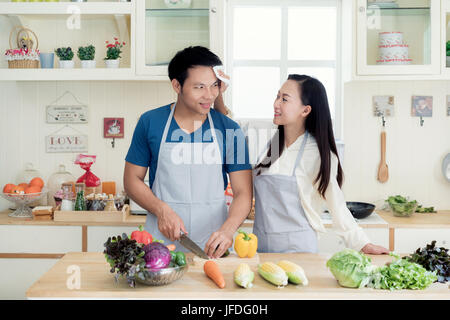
386, 195, 418, 217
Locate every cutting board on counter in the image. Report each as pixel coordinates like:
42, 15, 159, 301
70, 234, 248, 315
191, 253, 260, 269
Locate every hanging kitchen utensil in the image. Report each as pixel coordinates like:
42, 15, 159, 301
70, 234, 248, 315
377, 124, 389, 183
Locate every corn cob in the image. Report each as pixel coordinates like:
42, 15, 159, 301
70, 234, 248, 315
277, 260, 309, 286
258, 262, 288, 286
234, 263, 254, 289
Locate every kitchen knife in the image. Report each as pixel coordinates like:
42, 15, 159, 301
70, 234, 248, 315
178, 233, 210, 260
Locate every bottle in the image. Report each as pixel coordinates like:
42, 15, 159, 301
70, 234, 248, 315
61, 183, 74, 211
47, 164, 76, 207
74, 183, 87, 211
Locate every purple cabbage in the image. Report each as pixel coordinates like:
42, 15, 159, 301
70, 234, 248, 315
143, 242, 171, 269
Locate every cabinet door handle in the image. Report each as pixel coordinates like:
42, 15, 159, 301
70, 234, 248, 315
211, 7, 217, 13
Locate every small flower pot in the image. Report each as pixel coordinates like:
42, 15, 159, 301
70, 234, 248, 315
59, 60, 74, 69
40, 53, 54, 69
80, 60, 96, 69
105, 59, 120, 69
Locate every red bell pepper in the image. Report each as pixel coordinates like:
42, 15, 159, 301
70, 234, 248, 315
130, 225, 153, 245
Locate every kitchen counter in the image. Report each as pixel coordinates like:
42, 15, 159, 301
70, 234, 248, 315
3, 209, 448, 228
377, 210, 450, 228
26, 252, 449, 300
0, 210, 144, 226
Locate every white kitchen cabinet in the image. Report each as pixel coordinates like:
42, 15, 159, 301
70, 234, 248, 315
0, 225, 81, 253
135, 0, 225, 77
0, 258, 58, 300
441, 0, 450, 75
356, 0, 440, 76
317, 228, 389, 253
393, 228, 449, 253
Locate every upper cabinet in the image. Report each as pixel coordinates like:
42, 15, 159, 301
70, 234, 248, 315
135, 0, 225, 78
0, 0, 224, 81
356, 0, 441, 76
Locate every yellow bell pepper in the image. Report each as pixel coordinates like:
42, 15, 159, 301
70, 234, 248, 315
234, 229, 258, 258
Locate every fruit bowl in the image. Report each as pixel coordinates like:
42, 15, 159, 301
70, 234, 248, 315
135, 264, 189, 286
0, 188, 48, 218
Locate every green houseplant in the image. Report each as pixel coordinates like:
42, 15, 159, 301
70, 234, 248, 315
77, 45, 96, 69
104, 37, 126, 68
54, 47, 74, 69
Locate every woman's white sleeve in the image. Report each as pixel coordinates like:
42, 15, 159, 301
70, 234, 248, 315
322, 155, 371, 251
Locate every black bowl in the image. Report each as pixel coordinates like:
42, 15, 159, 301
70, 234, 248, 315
346, 202, 375, 219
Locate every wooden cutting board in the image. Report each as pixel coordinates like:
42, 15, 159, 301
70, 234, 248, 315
191, 252, 260, 270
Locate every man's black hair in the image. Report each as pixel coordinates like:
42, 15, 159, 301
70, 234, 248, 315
168, 46, 222, 87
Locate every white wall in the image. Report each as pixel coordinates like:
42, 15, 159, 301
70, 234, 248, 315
0, 80, 176, 211
1, 80, 449, 211
342, 80, 450, 210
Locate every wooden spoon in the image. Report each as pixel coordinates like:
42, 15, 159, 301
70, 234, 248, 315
377, 130, 389, 183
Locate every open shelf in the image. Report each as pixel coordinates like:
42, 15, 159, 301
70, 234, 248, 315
146, 8, 209, 18
0, 2, 133, 15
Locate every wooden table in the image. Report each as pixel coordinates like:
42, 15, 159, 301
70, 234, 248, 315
26, 252, 449, 300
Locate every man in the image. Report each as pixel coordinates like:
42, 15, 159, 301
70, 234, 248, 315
124, 46, 252, 259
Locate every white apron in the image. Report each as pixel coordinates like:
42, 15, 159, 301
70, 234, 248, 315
144, 103, 228, 252
253, 131, 318, 253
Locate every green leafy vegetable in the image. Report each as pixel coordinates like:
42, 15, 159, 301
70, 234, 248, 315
386, 195, 417, 216
415, 205, 436, 213
327, 249, 438, 291
369, 253, 437, 290
406, 241, 449, 283
326, 249, 377, 288
103, 233, 146, 288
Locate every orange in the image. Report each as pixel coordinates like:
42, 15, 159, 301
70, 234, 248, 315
3, 184, 16, 194
18, 183, 29, 189
10, 185, 25, 195
24, 185, 41, 194
29, 177, 44, 189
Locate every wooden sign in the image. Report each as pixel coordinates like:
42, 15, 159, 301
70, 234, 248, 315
46, 134, 88, 153
46, 105, 88, 124
104, 118, 124, 138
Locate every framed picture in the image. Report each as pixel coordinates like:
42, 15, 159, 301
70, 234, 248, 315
373, 95, 395, 117
447, 95, 450, 116
411, 96, 433, 117
46, 134, 88, 153
104, 118, 124, 138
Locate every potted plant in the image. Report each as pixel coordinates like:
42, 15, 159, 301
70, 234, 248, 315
54, 47, 74, 69
104, 37, 125, 68
77, 45, 96, 68
446, 41, 450, 68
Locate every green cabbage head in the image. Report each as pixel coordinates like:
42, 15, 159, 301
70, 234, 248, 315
326, 249, 377, 288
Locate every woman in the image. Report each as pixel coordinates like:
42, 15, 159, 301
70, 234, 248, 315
217, 74, 389, 255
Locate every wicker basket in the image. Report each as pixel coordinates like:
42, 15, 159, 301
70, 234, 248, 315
7, 27, 40, 69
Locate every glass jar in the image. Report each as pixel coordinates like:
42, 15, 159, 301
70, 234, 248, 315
74, 183, 87, 211
47, 164, 76, 207
60, 183, 74, 211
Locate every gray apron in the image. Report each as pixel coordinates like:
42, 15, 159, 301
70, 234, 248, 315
145, 103, 228, 252
253, 131, 318, 253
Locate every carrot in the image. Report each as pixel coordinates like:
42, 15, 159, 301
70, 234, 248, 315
166, 244, 176, 251
204, 260, 225, 289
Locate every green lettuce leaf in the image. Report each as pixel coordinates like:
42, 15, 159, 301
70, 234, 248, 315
326, 249, 377, 288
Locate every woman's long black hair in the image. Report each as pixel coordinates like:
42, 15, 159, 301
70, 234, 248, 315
254, 74, 344, 199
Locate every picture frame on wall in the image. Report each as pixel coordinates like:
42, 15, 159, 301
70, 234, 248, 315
373, 95, 395, 117
411, 96, 433, 117
104, 117, 124, 139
